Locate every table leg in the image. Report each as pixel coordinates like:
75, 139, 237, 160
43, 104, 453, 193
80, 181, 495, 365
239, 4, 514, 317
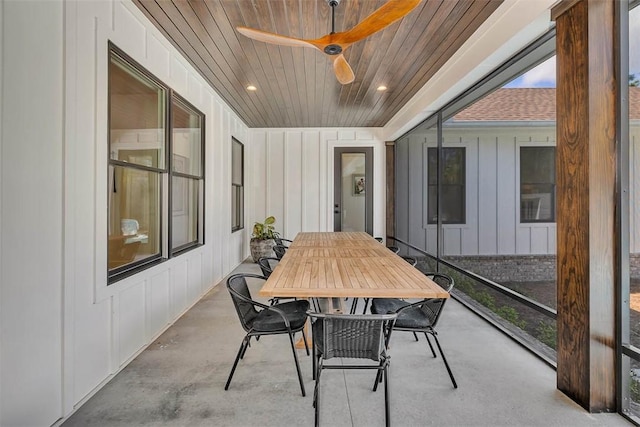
295, 319, 313, 349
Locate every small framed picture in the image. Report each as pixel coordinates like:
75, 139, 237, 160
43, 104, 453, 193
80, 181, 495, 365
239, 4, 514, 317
353, 175, 365, 196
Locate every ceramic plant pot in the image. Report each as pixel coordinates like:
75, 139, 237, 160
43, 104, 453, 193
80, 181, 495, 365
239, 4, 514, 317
250, 238, 275, 262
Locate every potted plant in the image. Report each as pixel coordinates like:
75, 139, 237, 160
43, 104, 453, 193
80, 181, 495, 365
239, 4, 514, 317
250, 216, 280, 262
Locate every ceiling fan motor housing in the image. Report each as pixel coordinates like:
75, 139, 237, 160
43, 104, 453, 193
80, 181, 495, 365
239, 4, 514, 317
324, 44, 343, 55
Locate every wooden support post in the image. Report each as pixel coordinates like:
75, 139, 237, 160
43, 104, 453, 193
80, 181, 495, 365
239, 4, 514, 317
553, 0, 617, 412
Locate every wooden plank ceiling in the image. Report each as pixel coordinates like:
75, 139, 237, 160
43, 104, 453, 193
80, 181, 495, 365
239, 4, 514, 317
133, 0, 503, 128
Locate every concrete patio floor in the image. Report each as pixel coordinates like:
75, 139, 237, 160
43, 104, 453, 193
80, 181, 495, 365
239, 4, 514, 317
62, 260, 633, 427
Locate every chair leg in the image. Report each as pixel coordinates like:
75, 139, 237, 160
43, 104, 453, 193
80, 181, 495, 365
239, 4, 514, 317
240, 336, 252, 359
423, 332, 437, 357
361, 298, 370, 314
314, 362, 322, 427
288, 332, 306, 396
349, 298, 359, 314
225, 335, 249, 390
384, 363, 390, 427
301, 328, 310, 356
412, 332, 419, 341
312, 345, 317, 380
313, 361, 322, 407
373, 359, 386, 391
431, 332, 458, 388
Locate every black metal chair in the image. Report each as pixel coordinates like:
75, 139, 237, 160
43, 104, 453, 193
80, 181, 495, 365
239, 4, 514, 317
374, 237, 384, 243
387, 246, 400, 254
308, 312, 397, 427
400, 256, 417, 266
225, 273, 310, 396
257, 256, 279, 278
351, 255, 418, 315
370, 273, 457, 388
273, 244, 288, 260
274, 237, 294, 247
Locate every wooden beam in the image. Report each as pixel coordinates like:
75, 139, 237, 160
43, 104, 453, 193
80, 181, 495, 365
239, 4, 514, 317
555, 0, 617, 412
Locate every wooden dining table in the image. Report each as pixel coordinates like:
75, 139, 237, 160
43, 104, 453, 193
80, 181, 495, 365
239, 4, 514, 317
259, 231, 449, 303
259, 231, 449, 347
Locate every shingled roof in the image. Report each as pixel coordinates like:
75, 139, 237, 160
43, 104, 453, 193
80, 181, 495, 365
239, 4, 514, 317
452, 87, 640, 122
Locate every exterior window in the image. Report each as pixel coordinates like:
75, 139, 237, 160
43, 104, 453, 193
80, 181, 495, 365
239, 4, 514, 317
520, 146, 555, 223
108, 44, 204, 281
427, 147, 465, 224
171, 96, 204, 252
232, 138, 244, 232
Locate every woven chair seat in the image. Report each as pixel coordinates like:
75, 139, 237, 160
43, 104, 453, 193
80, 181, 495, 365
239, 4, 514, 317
253, 300, 309, 332
370, 298, 435, 329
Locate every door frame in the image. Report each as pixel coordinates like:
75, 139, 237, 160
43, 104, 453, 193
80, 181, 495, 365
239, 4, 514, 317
333, 146, 374, 234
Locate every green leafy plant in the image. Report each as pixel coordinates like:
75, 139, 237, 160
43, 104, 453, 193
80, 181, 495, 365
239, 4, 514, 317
447, 270, 527, 330
535, 320, 557, 349
251, 216, 280, 240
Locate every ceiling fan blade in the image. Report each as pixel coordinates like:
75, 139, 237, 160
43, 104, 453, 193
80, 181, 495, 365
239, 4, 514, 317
236, 27, 318, 49
336, 0, 423, 44
333, 54, 355, 85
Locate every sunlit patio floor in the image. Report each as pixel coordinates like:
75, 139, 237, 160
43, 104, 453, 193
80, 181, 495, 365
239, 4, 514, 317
62, 260, 633, 427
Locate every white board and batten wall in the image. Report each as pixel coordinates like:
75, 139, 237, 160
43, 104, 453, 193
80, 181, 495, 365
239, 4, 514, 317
396, 125, 558, 257
248, 128, 386, 240
1, 1, 248, 425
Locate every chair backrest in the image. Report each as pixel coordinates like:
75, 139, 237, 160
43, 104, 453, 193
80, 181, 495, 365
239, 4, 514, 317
309, 313, 397, 362
257, 257, 279, 277
273, 245, 287, 260
227, 274, 265, 332
274, 237, 293, 247
421, 273, 454, 327
401, 256, 417, 267
374, 237, 384, 243
388, 246, 400, 254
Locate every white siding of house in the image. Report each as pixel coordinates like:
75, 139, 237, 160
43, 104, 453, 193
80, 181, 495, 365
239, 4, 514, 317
396, 126, 559, 256
248, 129, 386, 239
0, 1, 248, 425
1, 2, 64, 425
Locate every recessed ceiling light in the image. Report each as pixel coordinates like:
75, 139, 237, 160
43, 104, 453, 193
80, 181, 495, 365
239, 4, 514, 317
246, 85, 257, 91
377, 85, 387, 91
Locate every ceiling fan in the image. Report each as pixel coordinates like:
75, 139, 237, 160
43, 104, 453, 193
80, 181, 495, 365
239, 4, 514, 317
236, 0, 423, 85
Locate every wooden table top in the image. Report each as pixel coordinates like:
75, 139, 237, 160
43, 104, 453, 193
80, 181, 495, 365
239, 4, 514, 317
259, 232, 450, 299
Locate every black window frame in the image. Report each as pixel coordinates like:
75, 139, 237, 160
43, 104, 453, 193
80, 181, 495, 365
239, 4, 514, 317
108, 42, 205, 284
427, 147, 466, 225
170, 93, 205, 255
231, 137, 244, 232
519, 146, 556, 223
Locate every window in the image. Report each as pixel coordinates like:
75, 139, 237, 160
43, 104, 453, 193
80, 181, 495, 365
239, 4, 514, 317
108, 44, 204, 281
427, 147, 465, 224
231, 138, 244, 232
520, 147, 555, 222
171, 96, 204, 252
